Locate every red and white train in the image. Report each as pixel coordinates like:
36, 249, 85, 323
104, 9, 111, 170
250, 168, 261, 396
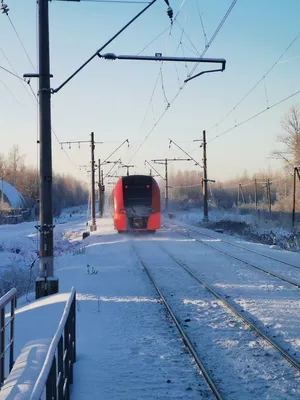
109, 175, 161, 233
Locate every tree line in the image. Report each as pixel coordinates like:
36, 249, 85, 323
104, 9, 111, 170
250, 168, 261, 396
167, 106, 300, 213
0, 145, 88, 215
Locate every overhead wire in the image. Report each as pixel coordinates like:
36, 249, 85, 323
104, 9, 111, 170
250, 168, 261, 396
0, 47, 36, 101
131, 24, 174, 142
208, 29, 300, 134
126, 0, 238, 163
0, 64, 24, 81
197, 0, 208, 48
6, 14, 36, 71
125, 0, 188, 153
208, 87, 300, 143
0, 77, 23, 106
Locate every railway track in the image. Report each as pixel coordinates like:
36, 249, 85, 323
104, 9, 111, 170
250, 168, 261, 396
132, 242, 300, 399
132, 244, 222, 400
165, 222, 300, 290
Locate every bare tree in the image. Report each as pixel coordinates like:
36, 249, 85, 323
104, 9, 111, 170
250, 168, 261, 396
6, 145, 25, 186
272, 106, 300, 168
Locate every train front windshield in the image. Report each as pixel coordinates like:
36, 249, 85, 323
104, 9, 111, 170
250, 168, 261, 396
123, 176, 152, 207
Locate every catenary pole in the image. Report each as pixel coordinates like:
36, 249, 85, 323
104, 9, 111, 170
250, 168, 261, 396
202, 130, 208, 222
292, 167, 296, 228
101, 169, 104, 216
165, 158, 168, 211
90, 132, 97, 231
36, 0, 58, 299
98, 159, 102, 218
152, 158, 191, 212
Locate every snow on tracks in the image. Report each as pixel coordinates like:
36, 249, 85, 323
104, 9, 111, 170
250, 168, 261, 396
132, 238, 300, 399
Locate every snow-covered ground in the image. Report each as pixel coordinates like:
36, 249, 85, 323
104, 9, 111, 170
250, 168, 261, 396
1, 206, 300, 399
173, 207, 300, 252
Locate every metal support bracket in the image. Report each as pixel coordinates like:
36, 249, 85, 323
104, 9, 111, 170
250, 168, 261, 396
184, 65, 225, 83
35, 224, 55, 236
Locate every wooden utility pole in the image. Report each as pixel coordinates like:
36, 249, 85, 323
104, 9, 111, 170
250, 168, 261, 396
239, 184, 245, 204
267, 179, 272, 213
61, 134, 102, 228
254, 179, 258, 210
292, 167, 300, 228
292, 167, 296, 228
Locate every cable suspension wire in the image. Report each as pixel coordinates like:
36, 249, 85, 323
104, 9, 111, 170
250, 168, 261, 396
134, 24, 173, 136
175, 20, 202, 57
221, 179, 280, 190
0, 47, 36, 101
171, 183, 202, 188
0, 64, 25, 81
126, 0, 237, 163
208, 29, 300, 133
197, 0, 208, 48
0, 77, 22, 106
137, 25, 171, 55
6, 15, 36, 71
128, 0, 187, 146
208, 87, 300, 143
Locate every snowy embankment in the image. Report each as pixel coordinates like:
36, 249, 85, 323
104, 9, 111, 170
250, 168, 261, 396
0, 205, 88, 297
171, 208, 300, 252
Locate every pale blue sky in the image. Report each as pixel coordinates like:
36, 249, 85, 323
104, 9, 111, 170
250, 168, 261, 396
0, 0, 300, 184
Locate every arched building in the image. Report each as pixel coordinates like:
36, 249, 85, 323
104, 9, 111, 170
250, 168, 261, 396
0, 180, 26, 209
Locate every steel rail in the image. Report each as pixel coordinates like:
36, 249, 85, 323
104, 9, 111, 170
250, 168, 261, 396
166, 224, 300, 290
179, 224, 300, 271
132, 244, 223, 400
161, 246, 300, 373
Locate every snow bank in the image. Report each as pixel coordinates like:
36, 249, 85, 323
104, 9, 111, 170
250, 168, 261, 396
171, 208, 300, 252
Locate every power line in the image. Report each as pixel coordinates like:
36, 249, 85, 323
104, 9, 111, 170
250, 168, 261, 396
208, 29, 300, 133
127, 0, 188, 147
208, 87, 300, 143
137, 25, 171, 55
197, 0, 208, 48
0, 47, 36, 101
6, 15, 36, 71
0, 77, 22, 106
0, 64, 24, 81
126, 0, 237, 163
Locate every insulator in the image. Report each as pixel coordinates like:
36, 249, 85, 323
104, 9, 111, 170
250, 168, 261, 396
167, 6, 173, 20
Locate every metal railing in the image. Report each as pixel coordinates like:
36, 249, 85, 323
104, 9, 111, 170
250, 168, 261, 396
0, 288, 17, 386
30, 287, 76, 400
